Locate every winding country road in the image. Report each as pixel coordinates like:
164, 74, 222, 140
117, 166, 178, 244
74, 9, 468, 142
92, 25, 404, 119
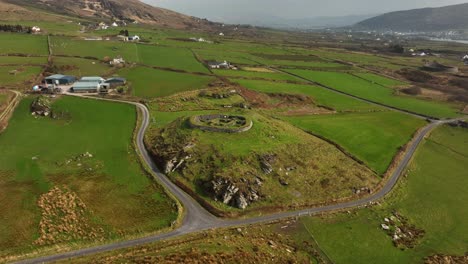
14, 94, 454, 264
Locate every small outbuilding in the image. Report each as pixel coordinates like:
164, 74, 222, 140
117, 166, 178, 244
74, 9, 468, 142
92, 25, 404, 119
44, 74, 76, 85
463, 55, 468, 65
104, 77, 126, 88
207, 61, 231, 69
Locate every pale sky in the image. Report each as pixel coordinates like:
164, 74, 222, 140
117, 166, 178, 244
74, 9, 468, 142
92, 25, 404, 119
143, 0, 468, 20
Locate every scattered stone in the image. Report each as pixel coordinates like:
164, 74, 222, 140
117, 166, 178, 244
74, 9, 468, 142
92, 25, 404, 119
381, 224, 390, 230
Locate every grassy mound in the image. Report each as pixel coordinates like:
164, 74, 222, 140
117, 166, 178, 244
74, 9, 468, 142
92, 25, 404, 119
145, 88, 378, 215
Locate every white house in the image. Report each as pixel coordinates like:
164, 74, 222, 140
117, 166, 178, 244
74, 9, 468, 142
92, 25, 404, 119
110, 57, 125, 65
126, 35, 140, 42
463, 55, 468, 65
98, 22, 109, 30
31, 26, 41, 33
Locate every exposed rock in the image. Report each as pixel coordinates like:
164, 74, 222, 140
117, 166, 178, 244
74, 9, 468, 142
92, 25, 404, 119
30, 95, 52, 116
424, 254, 468, 264
259, 154, 276, 174
208, 177, 261, 209
235, 193, 248, 209
381, 224, 390, 230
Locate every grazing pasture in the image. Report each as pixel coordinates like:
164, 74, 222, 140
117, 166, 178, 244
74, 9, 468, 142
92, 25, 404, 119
234, 79, 382, 112
284, 112, 426, 174
120, 67, 215, 98
0, 96, 177, 257
50, 36, 139, 62
300, 125, 468, 264
287, 69, 460, 118
51, 57, 112, 77
137, 45, 209, 73
0, 34, 48, 56
0, 56, 47, 65
213, 69, 302, 81
0, 66, 42, 86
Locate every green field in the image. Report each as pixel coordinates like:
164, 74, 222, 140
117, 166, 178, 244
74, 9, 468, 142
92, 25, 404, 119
51, 57, 112, 77
302, 125, 468, 263
0, 66, 42, 86
234, 79, 382, 112
50, 36, 139, 62
0, 96, 177, 257
194, 49, 260, 65
120, 67, 215, 98
213, 69, 302, 81
0, 56, 47, 65
285, 112, 426, 174
287, 70, 460, 118
354, 72, 407, 88
137, 45, 209, 73
0, 34, 48, 56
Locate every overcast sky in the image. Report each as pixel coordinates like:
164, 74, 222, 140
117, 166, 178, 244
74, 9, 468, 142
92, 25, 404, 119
143, 0, 468, 20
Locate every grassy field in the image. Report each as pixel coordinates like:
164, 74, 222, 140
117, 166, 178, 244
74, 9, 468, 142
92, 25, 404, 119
120, 67, 215, 98
284, 112, 426, 174
213, 69, 302, 81
193, 49, 260, 65
0, 56, 47, 65
301, 125, 468, 264
51, 57, 112, 77
0, 66, 42, 86
50, 36, 139, 62
0, 33, 48, 56
0, 96, 177, 258
234, 79, 382, 112
287, 70, 460, 118
353, 72, 407, 88
137, 45, 209, 73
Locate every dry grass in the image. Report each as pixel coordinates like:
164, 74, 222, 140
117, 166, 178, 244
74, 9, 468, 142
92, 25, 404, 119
35, 186, 106, 246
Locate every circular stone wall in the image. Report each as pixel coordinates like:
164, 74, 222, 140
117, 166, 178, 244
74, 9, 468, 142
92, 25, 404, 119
189, 114, 253, 133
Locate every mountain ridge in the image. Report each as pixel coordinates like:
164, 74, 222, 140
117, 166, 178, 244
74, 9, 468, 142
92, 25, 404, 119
0, 0, 219, 30
356, 3, 468, 31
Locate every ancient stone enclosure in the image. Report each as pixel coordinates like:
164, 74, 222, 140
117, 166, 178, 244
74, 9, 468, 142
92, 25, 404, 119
189, 114, 253, 133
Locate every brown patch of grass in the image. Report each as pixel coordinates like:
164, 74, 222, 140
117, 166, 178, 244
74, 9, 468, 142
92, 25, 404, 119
34, 185, 105, 246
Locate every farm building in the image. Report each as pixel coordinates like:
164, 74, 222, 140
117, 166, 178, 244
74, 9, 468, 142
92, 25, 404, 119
104, 77, 126, 88
70, 81, 100, 93
44, 74, 76, 85
70, 77, 106, 93
125, 35, 140, 42
207, 61, 231, 69
80, 76, 105, 83
32, 26, 41, 33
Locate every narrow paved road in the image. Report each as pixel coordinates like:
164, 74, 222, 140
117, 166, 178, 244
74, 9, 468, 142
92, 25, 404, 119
14, 94, 454, 264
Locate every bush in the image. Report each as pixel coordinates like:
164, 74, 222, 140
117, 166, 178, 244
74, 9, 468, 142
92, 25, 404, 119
401, 87, 422, 95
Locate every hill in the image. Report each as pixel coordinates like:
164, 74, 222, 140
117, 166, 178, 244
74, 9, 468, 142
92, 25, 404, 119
356, 3, 468, 31
1, 0, 218, 30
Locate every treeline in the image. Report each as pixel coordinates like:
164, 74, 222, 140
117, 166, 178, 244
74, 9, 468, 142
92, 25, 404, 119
0, 24, 33, 33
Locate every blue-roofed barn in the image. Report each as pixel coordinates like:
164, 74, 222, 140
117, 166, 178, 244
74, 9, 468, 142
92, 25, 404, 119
44, 74, 76, 85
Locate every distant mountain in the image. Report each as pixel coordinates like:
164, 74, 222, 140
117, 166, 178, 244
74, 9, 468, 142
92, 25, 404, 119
1, 0, 218, 30
218, 14, 377, 30
356, 3, 468, 32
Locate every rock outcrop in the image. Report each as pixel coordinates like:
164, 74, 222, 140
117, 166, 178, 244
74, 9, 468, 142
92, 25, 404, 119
30, 95, 52, 116
208, 177, 260, 209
